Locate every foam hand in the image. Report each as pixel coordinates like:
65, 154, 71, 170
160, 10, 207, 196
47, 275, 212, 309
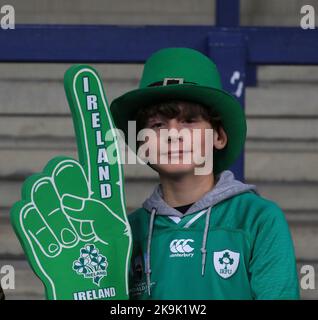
11, 65, 132, 300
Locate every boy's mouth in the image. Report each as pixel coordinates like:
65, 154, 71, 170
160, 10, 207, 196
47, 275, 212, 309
168, 151, 190, 155
161, 151, 193, 162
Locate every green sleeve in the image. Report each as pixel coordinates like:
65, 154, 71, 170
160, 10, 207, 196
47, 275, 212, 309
127, 211, 141, 300
248, 203, 300, 300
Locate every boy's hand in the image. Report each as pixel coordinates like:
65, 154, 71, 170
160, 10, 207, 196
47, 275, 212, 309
11, 65, 132, 300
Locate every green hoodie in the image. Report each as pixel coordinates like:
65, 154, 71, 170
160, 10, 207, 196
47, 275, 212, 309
128, 170, 300, 300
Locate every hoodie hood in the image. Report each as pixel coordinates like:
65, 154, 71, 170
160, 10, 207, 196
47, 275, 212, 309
142, 170, 258, 297
143, 170, 258, 217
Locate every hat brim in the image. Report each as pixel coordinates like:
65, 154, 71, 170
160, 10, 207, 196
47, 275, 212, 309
110, 84, 246, 174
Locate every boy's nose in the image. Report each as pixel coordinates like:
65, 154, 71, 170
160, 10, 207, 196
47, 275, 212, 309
167, 119, 182, 130
166, 119, 183, 143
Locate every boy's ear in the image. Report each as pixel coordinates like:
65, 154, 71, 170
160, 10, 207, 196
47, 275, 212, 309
213, 126, 227, 150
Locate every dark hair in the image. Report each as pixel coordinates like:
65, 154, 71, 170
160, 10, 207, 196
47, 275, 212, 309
135, 100, 222, 134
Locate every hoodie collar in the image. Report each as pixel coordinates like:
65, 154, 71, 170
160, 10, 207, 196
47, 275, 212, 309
142, 170, 258, 217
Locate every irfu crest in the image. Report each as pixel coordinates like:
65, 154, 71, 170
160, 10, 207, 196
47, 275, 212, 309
213, 249, 240, 279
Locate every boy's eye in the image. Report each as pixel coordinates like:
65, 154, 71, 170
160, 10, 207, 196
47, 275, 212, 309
182, 118, 197, 124
150, 122, 164, 128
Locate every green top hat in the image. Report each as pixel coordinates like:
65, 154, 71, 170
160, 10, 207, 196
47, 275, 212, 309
110, 47, 246, 174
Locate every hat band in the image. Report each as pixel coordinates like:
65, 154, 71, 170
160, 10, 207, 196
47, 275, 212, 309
147, 78, 197, 87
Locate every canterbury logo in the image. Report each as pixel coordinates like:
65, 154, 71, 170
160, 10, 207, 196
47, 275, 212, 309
169, 239, 194, 257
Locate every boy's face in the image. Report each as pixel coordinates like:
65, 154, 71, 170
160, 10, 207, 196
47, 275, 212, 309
138, 112, 219, 177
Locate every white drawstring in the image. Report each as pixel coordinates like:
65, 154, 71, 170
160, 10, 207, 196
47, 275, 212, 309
201, 206, 212, 276
146, 207, 157, 296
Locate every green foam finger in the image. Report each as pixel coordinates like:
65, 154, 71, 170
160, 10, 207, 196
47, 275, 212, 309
51, 159, 96, 242
11, 202, 60, 299
64, 65, 127, 220
20, 172, 46, 202
10, 65, 133, 300
11, 202, 61, 259
62, 194, 85, 211
52, 159, 89, 199
31, 176, 78, 248
21, 204, 62, 257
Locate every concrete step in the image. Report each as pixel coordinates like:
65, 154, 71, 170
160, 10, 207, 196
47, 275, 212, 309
245, 149, 318, 182
257, 66, 318, 83
247, 118, 318, 141
245, 83, 318, 117
7, 0, 215, 25
2, 0, 310, 26
0, 63, 142, 82
251, 181, 318, 212
241, 0, 315, 27
10, 13, 215, 25
12, 0, 213, 14
0, 80, 135, 115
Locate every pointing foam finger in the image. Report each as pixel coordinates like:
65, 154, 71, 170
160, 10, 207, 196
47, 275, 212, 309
64, 65, 126, 219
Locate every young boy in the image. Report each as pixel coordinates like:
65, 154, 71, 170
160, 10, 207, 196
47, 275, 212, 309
110, 47, 300, 299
